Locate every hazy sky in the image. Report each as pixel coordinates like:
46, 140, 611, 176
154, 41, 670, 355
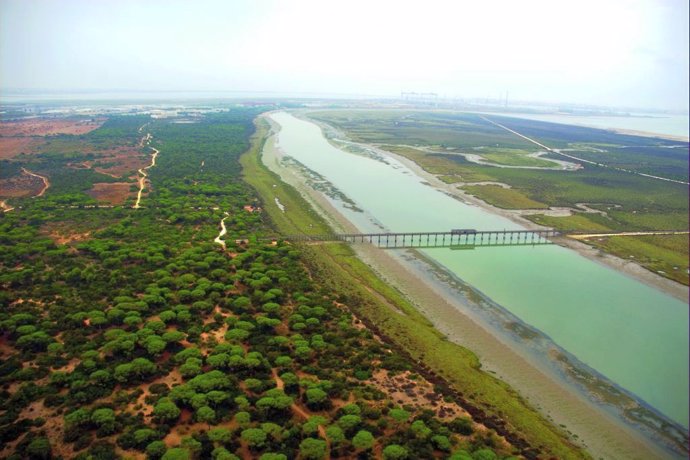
1, 0, 688, 111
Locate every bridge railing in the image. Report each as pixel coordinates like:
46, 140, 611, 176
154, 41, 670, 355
249, 228, 687, 249
256, 229, 563, 249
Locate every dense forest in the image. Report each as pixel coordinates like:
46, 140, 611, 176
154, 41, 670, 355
0, 110, 526, 459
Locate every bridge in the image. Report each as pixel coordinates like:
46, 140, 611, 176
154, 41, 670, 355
258, 229, 688, 250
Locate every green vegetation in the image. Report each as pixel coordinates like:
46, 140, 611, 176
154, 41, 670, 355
461, 185, 548, 210
0, 108, 558, 459
473, 148, 557, 168
311, 110, 689, 285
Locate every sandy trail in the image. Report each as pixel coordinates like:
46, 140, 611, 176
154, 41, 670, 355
133, 136, 159, 209
272, 368, 330, 447
213, 212, 230, 249
21, 167, 50, 197
0, 200, 14, 213
480, 115, 690, 185
570, 230, 689, 239
260, 115, 685, 459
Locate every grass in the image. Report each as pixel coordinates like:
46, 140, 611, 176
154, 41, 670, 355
475, 148, 558, 168
525, 213, 613, 232
241, 117, 588, 459
380, 144, 495, 182
462, 185, 548, 209
309, 110, 537, 150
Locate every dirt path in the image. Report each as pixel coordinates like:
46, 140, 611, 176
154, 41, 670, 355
0, 200, 14, 213
213, 212, 230, 249
271, 368, 330, 449
480, 115, 690, 185
133, 136, 160, 209
21, 167, 50, 197
570, 230, 689, 240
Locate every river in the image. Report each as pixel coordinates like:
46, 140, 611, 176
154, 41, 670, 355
264, 111, 689, 455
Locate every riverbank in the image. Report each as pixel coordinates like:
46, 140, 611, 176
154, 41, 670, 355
251, 113, 684, 459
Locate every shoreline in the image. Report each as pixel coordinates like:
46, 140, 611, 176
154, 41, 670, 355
259, 113, 683, 459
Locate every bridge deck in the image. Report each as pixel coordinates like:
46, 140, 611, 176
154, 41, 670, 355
254, 229, 687, 250
260, 229, 561, 249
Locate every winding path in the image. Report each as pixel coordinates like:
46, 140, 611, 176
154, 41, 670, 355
0, 200, 14, 213
133, 138, 160, 209
213, 212, 230, 249
271, 369, 330, 450
569, 230, 689, 240
21, 168, 50, 197
480, 115, 690, 185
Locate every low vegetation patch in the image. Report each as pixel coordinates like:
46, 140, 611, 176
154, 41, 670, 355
462, 185, 548, 209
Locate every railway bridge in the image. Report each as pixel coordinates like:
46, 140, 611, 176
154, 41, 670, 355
256, 229, 687, 250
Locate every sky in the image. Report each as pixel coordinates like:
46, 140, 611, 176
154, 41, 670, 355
1, 0, 688, 111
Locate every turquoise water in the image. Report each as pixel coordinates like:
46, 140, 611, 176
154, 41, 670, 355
270, 111, 689, 428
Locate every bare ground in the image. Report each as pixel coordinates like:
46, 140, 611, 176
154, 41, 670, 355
0, 118, 105, 137
0, 137, 43, 159
0, 171, 45, 198
87, 182, 134, 205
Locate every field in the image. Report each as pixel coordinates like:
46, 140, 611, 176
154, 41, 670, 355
0, 137, 42, 159
0, 118, 104, 137
0, 118, 105, 159
461, 185, 548, 209
310, 110, 689, 285
470, 148, 559, 168
87, 182, 134, 205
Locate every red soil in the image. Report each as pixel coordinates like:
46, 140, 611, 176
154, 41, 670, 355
0, 173, 45, 198
87, 182, 133, 205
0, 118, 104, 137
89, 148, 150, 178
0, 137, 43, 159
